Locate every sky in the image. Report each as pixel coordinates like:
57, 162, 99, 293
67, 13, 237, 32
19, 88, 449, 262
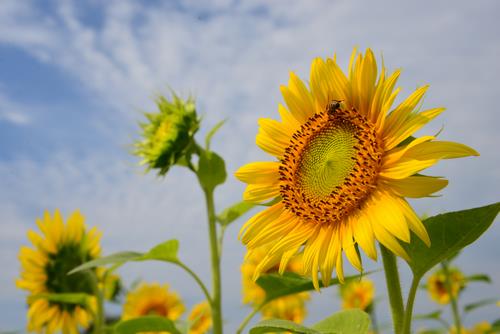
0, 0, 499, 332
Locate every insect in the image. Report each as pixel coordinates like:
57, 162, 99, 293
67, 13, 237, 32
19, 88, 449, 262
326, 100, 344, 117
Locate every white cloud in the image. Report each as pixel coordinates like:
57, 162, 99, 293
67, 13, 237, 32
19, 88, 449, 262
0, 91, 31, 125
1, 0, 499, 331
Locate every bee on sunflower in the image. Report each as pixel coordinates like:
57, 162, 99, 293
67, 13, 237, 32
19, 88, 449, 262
16, 209, 101, 333
235, 48, 478, 289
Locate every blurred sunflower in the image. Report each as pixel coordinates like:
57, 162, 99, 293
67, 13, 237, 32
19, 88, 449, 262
187, 301, 212, 334
449, 321, 492, 334
241, 246, 309, 323
16, 209, 101, 333
340, 279, 375, 311
134, 93, 199, 176
235, 48, 478, 288
122, 282, 185, 326
427, 268, 465, 304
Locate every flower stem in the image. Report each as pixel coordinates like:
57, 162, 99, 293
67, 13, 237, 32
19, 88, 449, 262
204, 189, 223, 334
402, 276, 420, 334
88, 271, 104, 334
176, 261, 212, 304
441, 262, 462, 333
380, 245, 404, 334
236, 305, 262, 334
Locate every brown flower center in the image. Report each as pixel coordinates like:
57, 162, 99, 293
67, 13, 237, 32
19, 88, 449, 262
279, 103, 383, 224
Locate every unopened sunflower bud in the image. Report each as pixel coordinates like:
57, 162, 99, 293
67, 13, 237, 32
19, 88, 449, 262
134, 93, 199, 176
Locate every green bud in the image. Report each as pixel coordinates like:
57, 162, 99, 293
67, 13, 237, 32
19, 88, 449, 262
134, 93, 199, 176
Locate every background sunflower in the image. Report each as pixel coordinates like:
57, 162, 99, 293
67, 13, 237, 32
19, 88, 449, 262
16, 209, 101, 333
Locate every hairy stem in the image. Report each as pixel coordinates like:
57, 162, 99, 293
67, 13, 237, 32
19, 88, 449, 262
204, 189, 223, 334
441, 262, 462, 333
402, 276, 420, 334
236, 306, 262, 334
380, 245, 405, 334
176, 261, 212, 304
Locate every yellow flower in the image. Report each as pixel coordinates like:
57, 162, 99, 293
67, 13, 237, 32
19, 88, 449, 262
241, 246, 310, 323
427, 268, 465, 304
122, 282, 185, 332
187, 301, 212, 334
16, 209, 101, 334
340, 279, 375, 311
261, 295, 308, 324
449, 321, 491, 334
235, 48, 478, 289
134, 93, 199, 176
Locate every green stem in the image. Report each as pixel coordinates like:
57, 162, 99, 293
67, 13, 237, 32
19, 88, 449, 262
204, 189, 223, 334
368, 303, 380, 334
88, 271, 104, 334
402, 276, 420, 334
176, 261, 212, 304
236, 306, 262, 334
380, 245, 405, 334
441, 262, 462, 333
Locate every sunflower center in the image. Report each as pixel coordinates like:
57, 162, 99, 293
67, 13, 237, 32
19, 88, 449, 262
45, 243, 95, 311
142, 303, 168, 317
279, 105, 383, 224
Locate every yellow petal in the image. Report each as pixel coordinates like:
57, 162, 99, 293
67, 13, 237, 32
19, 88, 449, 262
239, 203, 284, 242
235, 161, 281, 184
243, 183, 280, 203
280, 72, 315, 123
384, 107, 445, 150
372, 222, 410, 262
342, 224, 362, 272
256, 130, 287, 158
379, 158, 437, 180
351, 211, 377, 261
382, 175, 448, 198
396, 198, 431, 246
404, 140, 479, 160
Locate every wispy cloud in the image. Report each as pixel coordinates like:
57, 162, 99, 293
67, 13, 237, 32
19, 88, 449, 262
0, 91, 31, 125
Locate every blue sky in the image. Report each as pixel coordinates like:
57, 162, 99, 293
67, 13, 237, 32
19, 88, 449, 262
0, 0, 499, 332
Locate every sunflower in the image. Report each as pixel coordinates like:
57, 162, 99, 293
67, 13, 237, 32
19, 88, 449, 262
235, 48, 479, 289
134, 93, 199, 176
241, 246, 309, 323
16, 209, 101, 333
427, 267, 465, 304
187, 301, 212, 334
340, 279, 375, 311
122, 282, 185, 328
449, 321, 492, 334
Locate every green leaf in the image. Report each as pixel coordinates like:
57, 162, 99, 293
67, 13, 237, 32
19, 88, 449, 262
464, 298, 499, 313
249, 319, 319, 334
311, 309, 371, 334
69, 240, 180, 275
403, 202, 499, 278
197, 149, 227, 192
29, 293, 91, 307
205, 119, 227, 150
257, 272, 373, 304
217, 201, 255, 226
140, 239, 180, 263
465, 274, 491, 284
68, 251, 143, 274
114, 316, 181, 334
413, 310, 442, 320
